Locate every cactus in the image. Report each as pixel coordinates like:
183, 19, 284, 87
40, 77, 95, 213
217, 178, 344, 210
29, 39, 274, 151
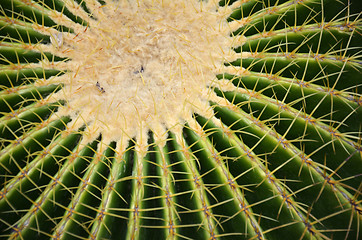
0, 0, 361, 239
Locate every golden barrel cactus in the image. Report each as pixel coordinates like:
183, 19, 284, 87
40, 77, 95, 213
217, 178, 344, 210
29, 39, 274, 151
0, 0, 361, 239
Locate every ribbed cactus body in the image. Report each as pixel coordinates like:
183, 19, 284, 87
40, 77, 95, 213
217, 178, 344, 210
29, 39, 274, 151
0, 0, 361, 239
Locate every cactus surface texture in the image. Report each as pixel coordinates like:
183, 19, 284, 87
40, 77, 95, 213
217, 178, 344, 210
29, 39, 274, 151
0, 0, 361, 239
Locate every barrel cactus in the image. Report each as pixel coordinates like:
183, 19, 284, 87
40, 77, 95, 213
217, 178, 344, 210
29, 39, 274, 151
0, 0, 361, 239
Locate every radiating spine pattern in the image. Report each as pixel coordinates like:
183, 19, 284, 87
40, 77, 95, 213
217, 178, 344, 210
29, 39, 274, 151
0, 0, 361, 239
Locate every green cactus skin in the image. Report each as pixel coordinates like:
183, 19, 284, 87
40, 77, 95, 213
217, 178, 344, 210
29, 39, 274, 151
0, 0, 361, 239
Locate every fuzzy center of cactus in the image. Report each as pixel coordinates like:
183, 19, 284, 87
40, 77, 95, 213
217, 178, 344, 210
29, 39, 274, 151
42, 0, 233, 146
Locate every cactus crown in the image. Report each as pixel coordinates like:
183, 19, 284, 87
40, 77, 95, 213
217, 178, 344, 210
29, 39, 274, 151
0, 0, 361, 239
41, 0, 233, 146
